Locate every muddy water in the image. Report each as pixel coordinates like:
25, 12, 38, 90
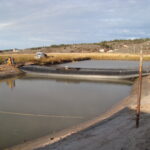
0, 76, 131, 149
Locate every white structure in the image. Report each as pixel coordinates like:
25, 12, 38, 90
13, 48, 19, 53
35, 52, 47, 59
99, 49, 105, 53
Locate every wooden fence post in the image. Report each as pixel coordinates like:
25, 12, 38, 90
136, 49, 143, 128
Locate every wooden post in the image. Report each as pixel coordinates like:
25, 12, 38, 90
136, 50, 143, 128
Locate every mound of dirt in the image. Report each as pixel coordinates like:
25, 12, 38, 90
0, 65, 24, 79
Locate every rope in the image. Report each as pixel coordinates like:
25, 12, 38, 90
0, 110, 83, 119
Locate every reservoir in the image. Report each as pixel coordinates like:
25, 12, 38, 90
1, 60, 148, 149
0, 77, 131, 149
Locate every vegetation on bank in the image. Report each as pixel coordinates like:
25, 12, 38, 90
0, 38, 150, 65
0, 53, 150, 66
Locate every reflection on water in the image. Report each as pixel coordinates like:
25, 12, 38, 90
22, 75, 134, 85
6, 80, 15, 89
0, 78, 16, 89
0, 76, 131, 149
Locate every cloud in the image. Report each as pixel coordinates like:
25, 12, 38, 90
0, 22, 15, 30
0, 0, 150, 49
128, 0, 137, 4
29, 37, 55, 43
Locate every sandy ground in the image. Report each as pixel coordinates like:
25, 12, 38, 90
35, 76, 150, 150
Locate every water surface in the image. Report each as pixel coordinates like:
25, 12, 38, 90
59, 60, 150, 69
0, 76, 131, 149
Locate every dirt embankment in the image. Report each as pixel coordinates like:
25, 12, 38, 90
0, 65, 24, 79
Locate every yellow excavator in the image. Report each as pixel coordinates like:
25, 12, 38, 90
6, 57, 15, 65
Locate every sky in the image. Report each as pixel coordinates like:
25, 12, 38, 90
0, 0, 150, 50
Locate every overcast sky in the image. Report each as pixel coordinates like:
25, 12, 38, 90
0, 0, 150, 49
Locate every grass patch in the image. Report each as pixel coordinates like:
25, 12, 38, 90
0, 53, 150, 66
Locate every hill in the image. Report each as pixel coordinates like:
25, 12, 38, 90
1, 38, 150, 54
